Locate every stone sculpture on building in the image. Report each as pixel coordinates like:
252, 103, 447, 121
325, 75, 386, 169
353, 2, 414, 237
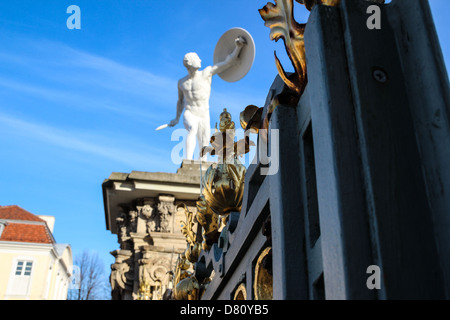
166, 38, 246, 161
103, 167, 207, 300
157, 196, 176, 233
110, 250, 134, 300
137, 247, 172, 300
156, 28, 255, 161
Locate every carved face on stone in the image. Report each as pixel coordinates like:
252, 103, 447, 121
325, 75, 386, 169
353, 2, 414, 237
183, 52, 201, 70
142, 205, 153, 219
129, 210, 138, 222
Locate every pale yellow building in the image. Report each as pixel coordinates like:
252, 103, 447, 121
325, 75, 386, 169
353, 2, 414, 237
0, 205, 72, 300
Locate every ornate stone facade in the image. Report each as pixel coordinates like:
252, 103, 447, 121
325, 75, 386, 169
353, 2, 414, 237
103, 161, 212, 300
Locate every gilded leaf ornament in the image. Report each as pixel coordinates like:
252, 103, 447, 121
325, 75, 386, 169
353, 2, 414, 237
196, 110, 250, 250
259, 0, 341, 96
196, 195, 220, 250
178, 203, 202, 263
259, 0, 307, 95
178, 204, 196, 247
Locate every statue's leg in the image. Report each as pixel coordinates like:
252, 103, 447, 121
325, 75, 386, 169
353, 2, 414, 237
184, 111, 198, 160
186, 130, 197, 160
198, 116, 211, 162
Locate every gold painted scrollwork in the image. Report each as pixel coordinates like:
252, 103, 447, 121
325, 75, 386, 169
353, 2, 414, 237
202, 162, 246, 217
197, 109, 252, 250
196, 195, 221, 251
254, 247, 273, 300
172, 252, 199, 300
234, 283, 247, 300
259, 0, 308, 96
259, 0, 341, 96
137, 278, 152, 300
178, 204, 202, 263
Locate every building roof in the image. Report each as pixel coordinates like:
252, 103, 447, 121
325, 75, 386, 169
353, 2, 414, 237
0, 205, 54, 244
0, 205, 45, 222
0, 223, 53, 244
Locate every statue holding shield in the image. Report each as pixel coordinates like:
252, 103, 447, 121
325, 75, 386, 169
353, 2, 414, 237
157, 28, 255, 161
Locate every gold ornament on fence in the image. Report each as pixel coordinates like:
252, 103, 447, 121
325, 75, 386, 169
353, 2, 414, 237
197, 109, 253, 250
241, 0, 342, 142
196, 195, 221, 250
137, 278, 152, 300
171, 204, 212, 300
234, 283, 247, 300
172, 252, 200, 300
254, 247, 273, 300
178, 204, 202, 263
259, 0, 341, 95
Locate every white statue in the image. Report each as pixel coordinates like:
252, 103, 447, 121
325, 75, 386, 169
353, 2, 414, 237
167, 37, 247, 161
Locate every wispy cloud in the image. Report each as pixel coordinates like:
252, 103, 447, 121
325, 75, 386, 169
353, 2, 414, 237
0, 37, 262, 172
0, 112, 168, 169
0, 38, 178, 124
0, 75, 163, 124
0, 37, 264, 120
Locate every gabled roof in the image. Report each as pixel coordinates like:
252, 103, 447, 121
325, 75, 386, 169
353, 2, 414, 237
0, 205, 54, 244
0, 205, 45, 222
0, 223, 53, 244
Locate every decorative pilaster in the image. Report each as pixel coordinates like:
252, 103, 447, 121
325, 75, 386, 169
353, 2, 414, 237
110, 196, 191, 300
137, 246, 173, 300
157, 195, 176, 233
110, 249, 134, 300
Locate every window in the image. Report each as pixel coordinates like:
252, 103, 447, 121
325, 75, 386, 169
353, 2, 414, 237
15, 261, 33, 276
7, 259, 34, 297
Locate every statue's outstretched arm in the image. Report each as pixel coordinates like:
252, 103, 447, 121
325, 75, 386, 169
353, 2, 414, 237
210, 37, 247, 76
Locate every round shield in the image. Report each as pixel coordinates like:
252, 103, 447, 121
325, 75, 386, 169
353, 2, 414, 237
213, 27, 255, 83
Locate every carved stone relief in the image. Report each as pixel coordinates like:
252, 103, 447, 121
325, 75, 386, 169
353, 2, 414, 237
157, 195, 176, 233
133, 196, 176, 234
116, 214, 131, 249
111, 195, 194, 300
138, 248, 172, 300
110, 250, 134, 300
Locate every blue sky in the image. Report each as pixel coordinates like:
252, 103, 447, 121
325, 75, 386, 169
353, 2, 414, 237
0, 1, 449, 277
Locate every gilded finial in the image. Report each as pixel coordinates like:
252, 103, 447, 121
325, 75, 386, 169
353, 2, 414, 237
201, 109, 254, 163
219, 108, 235, 133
